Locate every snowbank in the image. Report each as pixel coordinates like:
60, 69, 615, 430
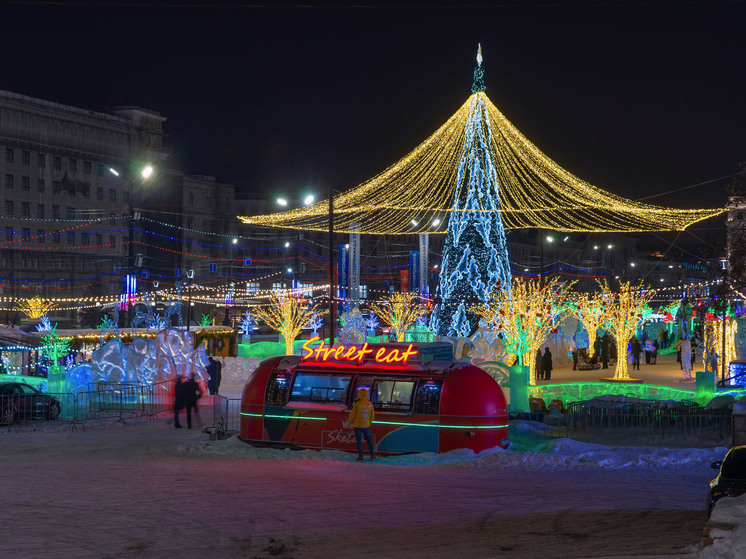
698, 494, 746, 558
179, 431, 728, 472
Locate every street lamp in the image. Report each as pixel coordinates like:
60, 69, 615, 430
186, 269, 194, 331
152, 280, 159, 311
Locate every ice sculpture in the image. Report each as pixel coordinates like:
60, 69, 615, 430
65, 327, 207, 393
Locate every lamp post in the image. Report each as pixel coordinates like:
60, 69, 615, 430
328, 184, 335, 346
152, 280, 159, 312
186, 269, 194, 332
113, 163, 155, 328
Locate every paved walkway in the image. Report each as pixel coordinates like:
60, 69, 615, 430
536, 350, 705, 390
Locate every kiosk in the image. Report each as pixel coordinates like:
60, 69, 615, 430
239, 338, 509, 454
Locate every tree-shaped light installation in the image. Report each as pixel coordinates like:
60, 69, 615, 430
570, 292, 610, 354
703, 307, 737, 376
252, 294, 317, 355
239, 310, 257, 337
430, 46, 512, 337
473, 277, 571, 384
370, 292, 425, 342
15, 296, 56, 320
598, 280, 653, 380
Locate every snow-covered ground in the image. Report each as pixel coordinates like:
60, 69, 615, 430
1, 415, 742, 559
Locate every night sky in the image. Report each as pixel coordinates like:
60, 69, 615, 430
1, 1, 744, 213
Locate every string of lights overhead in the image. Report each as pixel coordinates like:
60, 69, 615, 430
239, 92, 723, 235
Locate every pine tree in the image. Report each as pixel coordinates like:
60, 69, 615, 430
430, 45, 512, 337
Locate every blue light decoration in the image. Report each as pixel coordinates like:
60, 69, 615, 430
121, 273, 137, 311
364, 312, 379, 337
430, 44, 512, 337
36, 314, 52, 332
239, 310, 257, 337
131, 295, 168, 330
308, 312, 323, 336
339, 304, 367, 345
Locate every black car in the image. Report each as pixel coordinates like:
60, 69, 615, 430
0, 382, 61, 424
708, 445, 746, 517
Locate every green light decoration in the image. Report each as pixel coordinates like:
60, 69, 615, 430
198, 314, 212, 327
96, 315, 117, 330
240, 412, 509, 430
39, 325, 73, 394
40, 325, 73, 365
529, 381, 742, 408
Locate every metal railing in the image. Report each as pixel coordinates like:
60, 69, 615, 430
513, 399, 733, 443
2, 380, 226, 431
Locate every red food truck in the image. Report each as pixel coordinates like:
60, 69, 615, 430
239, 338, 509, 454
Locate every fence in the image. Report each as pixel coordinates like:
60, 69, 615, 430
513, 398, 733, 443
1, 380, 226, 430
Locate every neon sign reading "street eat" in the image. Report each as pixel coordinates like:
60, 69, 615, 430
300, 337, 418, 365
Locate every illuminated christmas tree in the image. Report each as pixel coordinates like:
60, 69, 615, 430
431, 45, 512, 337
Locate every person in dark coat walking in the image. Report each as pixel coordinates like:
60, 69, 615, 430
601, 335, 610, 369
173, 375, 185, 429
630, 338, 642, 371
206, 357, 222, 395
535, 348, 543, 380
541, 347, 553, 381
181, 373, 203, 429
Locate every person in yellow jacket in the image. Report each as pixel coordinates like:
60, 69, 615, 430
346, 388, 376, 461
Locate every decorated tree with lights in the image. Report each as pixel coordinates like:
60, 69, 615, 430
570, 292, 610, 353
15, 296, 56, 320
239, 310, 257, 337
252, 294, 317, 355
370, 292, 426, 342
599, 280, 653, 380
472, 277, 572, 384
703, 305, 737, 376
430, 45, 512, 338
36, 314, 53, 332
39, 324, 73, 393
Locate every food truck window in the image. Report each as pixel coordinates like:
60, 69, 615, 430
369, 379, 415, 411
265, 372, 292, 406
290, 372, 351, 404
413, 380, 443, 415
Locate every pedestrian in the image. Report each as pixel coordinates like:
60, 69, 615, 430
346, 387, 376, 461
206, 356, 222, 395
535, 348, 543, 380
601, 335, 610, 369
631, 337, 642, 371
542, 347, 553, 381
593, 336, 601, 362
173, 375, 184, 429
181, 373, 203, 429
644, 338, 655, 365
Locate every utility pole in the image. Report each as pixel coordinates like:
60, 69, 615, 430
329, 185, 336, 346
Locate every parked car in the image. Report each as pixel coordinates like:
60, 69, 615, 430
0, 382, 61, 424
708, 445, 746, 517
